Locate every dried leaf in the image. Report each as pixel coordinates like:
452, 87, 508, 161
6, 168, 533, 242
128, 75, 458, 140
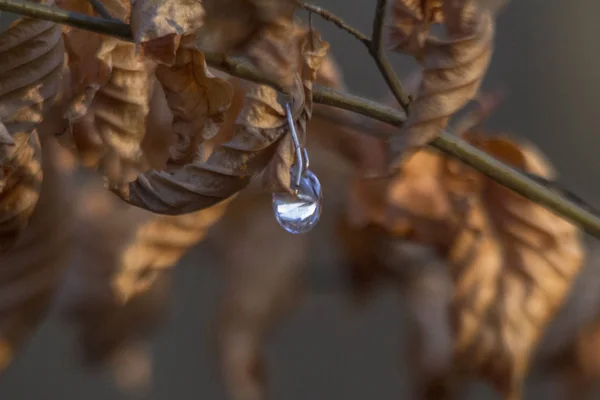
0, 10, 65, 252
388, 0, 443, 56
155, 43, 232, 165
345, 133, 584, 398
112, 30, 326, 214
60, 170, 228, 371
261, 30, 329, 193
533, 243, 600, 398
131, 0, 299, 88
131, 0, 205, 45
195, 0, 299, 88
60, 1, 156, 185
446, 136, 582, 397
387, 0, 495, 162
0, 138, 75, 372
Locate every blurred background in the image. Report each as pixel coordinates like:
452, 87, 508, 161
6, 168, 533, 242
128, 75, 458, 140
1, 0, 600, 399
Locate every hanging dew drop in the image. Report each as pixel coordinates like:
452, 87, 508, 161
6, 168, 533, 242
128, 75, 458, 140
272, 170, 322, 234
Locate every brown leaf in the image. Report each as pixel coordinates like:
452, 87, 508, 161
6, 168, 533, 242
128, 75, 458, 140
345, 133, 584, 398
132, 0, 299, 88
60, 170, 229, 370
130, 0, 204, 65
0, 11, 65, 253
445, 135, 582, 397
196, 0, 299, 89
112, 30, 325, 214
155, 42, 233, 165
131, 0, 205, 44
387, 0, 495, 162
388, 0, 444, 56
61, 12, 156, 184
533, 244, 600, 398
0, 138, 75, 373
261, 29, 330, 193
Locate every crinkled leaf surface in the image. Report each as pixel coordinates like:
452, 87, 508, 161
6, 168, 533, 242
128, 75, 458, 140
0, 8, 65, 253
387, 0, 495, 161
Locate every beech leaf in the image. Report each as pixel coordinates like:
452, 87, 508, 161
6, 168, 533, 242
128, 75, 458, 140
111, 29, 329, 214
59, 0, 156, 185
0, 9, 65, 253
60, 171, 228, 372
261, 29, 329, 193
0, 138, 75, 373
387, 0, 495, 163
345, 131, 584, 398
130, 0, 205, 44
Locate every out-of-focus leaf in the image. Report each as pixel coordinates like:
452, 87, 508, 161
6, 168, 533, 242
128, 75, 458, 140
0, 138, 75, 372
345, 131, 584, 398
0, 4, 65, 253
387, 0, 495, 162
533, 243, 600, 399
59, 169, 229, 379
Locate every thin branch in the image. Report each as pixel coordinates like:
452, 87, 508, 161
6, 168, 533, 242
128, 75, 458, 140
301, 2, 370, 45
0, 0, 132, 38
369, 0, 411, 111
88, 0, 114, 20
302, 0, 410, 112
3, 0, 600, 239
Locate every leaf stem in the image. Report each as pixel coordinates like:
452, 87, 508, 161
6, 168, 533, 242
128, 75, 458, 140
2, 0, 600, 237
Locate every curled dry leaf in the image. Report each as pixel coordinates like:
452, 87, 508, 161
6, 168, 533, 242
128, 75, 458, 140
154, 41, 232, 166
113, 29, 327, 214
345, 133, 584, 398
195, 0, 299, 89
131, 0, 205, 45
131, 0, 299, 88
60, 0, 156, 185
0, 138, 75, 373
261, 30, 330, 194
0, 8, 65, 252
387, 0, 495, 163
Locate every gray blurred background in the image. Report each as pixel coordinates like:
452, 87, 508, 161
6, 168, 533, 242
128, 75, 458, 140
1, 0, 600, 399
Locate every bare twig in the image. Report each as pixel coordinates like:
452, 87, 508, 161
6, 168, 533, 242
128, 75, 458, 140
303, 0, 411, 111
0, 0, 131, 37
369, 0, 410, 110
301, 2, 370, 45
2, 0, 600, 239
88, 0, 114, 20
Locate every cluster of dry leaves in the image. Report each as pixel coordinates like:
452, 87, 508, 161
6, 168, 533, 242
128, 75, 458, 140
0, 0, 599, 399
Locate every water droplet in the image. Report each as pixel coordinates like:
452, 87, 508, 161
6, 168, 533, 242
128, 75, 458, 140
272, 170, 322, 234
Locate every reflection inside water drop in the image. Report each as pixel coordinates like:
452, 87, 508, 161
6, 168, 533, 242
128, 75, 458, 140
272, 170, 322, 234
